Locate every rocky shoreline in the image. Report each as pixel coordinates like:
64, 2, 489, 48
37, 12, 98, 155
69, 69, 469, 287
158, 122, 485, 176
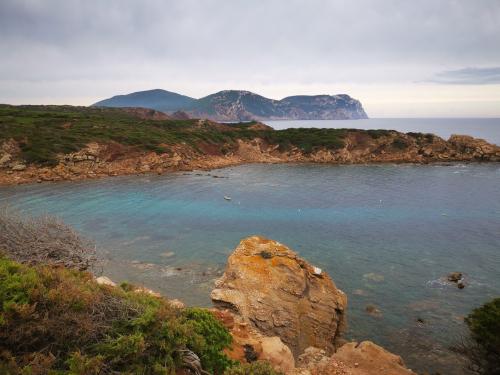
98, 236, 417, 374
1, 131, 499, 186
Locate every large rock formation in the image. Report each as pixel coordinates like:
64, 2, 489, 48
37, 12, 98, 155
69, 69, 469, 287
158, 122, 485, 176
211, 236, 348, 357
212, 236, 417, 375
189, 91, 368, 121
93, 89, 368, 121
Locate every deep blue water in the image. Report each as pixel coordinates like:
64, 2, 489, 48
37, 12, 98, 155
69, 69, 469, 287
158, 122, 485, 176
1, 163, 499, 374
266, 118, 500, 145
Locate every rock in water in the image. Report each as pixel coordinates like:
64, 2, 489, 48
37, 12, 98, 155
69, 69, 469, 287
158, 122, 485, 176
211, 236, 347, 357
447, 272, 463, 283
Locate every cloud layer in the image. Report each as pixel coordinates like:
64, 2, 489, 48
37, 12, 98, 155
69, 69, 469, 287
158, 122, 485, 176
1, 0, 499, 116
431, 67, 500, 85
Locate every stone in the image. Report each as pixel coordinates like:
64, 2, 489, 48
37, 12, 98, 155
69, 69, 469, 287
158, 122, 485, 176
169, 299, 186, 309
0, 153, 12, 166
11, 163, 26, 171
95, 276, 117, 287
447, 272, 463, 283
332, 341, 416, 374
211, 236, 347, 357
293, 346, 348, 375
365, 304, 382, 318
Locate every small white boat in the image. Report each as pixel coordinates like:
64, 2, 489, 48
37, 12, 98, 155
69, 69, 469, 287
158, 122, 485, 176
224, 196, 232, 201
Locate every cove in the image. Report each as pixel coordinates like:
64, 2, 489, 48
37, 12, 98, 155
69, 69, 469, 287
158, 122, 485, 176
1, 162, 499, 374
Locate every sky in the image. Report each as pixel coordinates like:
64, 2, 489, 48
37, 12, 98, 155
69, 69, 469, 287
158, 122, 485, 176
1, 0, 500, 117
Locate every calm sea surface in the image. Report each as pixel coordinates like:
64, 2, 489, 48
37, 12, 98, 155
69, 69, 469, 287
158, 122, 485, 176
266, 118, 500, 145
1, 163, 499, 373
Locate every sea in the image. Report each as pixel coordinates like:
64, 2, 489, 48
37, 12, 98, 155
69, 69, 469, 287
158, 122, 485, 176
1, 118, 499, 374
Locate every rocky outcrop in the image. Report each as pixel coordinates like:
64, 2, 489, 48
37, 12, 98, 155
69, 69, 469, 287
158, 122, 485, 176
1, 130, 499, 186
211, 236, 417, 375
211, 236, 347, 357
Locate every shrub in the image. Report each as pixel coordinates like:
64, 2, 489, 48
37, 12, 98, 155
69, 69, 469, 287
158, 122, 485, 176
391, 138, 409, 150
0, 256, 233, 374
0, 207, 96, 270
463, 298, 500, 374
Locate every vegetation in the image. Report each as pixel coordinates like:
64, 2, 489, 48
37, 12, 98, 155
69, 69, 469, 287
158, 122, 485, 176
462, 298, 500, 374
0, 254, 235, 374
0, 105, 409, 166
0, 207, 96, 270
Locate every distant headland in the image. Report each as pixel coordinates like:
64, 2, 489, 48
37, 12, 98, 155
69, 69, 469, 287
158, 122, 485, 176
92, 89, 368, 122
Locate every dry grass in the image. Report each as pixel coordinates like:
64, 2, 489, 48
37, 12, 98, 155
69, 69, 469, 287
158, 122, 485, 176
0, 207, 96, 270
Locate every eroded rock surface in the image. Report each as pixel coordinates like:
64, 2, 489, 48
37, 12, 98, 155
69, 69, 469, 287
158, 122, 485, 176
212, 309, 295, 374
211, 236, 347, 357
331, 341, 416, 375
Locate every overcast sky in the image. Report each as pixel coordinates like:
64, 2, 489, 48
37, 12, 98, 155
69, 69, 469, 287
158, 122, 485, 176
1, 0, 499, 117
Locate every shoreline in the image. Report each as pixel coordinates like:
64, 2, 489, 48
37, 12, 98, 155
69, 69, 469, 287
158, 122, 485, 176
2, 134, 499, 186
2, 158, 499, 187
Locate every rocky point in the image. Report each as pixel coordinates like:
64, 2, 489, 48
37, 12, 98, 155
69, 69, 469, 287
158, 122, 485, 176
211, 236, 416, 374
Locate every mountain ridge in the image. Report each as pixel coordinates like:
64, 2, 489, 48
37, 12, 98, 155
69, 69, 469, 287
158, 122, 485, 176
92, 89, 368, 121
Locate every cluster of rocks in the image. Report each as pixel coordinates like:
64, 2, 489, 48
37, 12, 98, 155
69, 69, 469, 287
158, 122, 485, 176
447, 272, 466, 289
0, 139, 26, 172
211, 236, 416, 374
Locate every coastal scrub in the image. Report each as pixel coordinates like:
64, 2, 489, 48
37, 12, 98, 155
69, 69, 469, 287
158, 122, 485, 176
0, 255, 233, 374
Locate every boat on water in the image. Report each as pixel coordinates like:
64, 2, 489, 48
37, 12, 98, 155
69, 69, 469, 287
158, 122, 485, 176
224, 196, 232, 201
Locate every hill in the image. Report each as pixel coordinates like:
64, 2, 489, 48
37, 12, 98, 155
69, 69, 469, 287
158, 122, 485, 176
92, 89, 196, 113
92, 89, 368, 121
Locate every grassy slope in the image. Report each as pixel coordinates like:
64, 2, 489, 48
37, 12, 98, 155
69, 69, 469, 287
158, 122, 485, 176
0, 105, 394, 166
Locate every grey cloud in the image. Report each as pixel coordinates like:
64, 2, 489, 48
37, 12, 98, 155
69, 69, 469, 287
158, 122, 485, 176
0, 0, 499, 104
431, 67, 500, 84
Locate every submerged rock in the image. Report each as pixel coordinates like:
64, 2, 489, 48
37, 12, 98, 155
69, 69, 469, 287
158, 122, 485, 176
211, 236, 347, 357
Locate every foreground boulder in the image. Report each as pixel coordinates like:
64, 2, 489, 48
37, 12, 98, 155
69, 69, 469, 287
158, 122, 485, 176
211, 236, 347, 357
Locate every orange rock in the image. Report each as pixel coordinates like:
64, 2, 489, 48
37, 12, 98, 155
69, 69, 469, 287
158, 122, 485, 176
211, 236, 347, 357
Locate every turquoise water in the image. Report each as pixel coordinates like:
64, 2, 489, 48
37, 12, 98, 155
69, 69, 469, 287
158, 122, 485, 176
1, 163, 500, 374
266, 118, 500, 145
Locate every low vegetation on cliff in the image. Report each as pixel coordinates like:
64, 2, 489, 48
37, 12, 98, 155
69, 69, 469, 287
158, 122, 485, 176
0, 255, 236, 374
0, 105, 394, 167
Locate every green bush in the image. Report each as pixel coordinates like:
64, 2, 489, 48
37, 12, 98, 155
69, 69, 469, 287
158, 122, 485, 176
391, 138, 409, 150
0, 255, 233, 374
464, 298, 500, 374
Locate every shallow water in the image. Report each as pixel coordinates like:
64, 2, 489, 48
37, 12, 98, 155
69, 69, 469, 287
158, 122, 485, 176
266, 118, 500, 145
1, 163, 499, 374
